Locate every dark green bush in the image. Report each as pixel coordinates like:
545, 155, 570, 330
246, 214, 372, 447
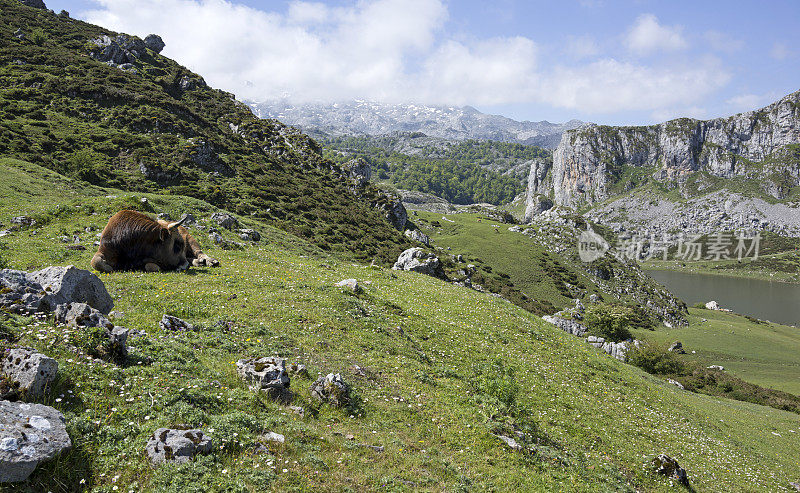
627, 342, 685, 375
584, 303, 634, 342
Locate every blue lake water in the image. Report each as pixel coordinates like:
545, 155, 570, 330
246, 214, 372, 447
645, 270, 800, 326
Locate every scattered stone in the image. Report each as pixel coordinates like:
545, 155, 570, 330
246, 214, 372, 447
179, 76, 207, 91
54, 303, 129, 360
496, 435, 522, 451
404, 229, 430, 246
335, 279, 361, 293
310, 373, 350, 407
705, 300, 720, 310
10, 216, 34, 227
508, 225, 523, 232
586, 335, 605, 347
707, 365, 725, 371
288, 406, 304, 417
145, 428, 212, 465
209, 232, 224, 245
542, 315, 587, 337
392, 248, 445, 279
651, 454, 689, 486
288, 362, 309, 379
357, 443, 384, 452
238, 229, 261, 242
159, 314, 194, 332
0, 348, 57, 399
0, 400, 72, 483
28, 265, 113, 314
668, 341, 685, 354
143, 34, 165, 53
236, 357, 291, 400
263, 432, 285, 443
210, 212, 238, 230
666, 379, 685, 390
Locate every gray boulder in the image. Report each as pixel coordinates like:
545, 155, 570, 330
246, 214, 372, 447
404, 229, 430, 246
236, 357, 290, 400
0, 349, 57, 399
29, 265, 113, 314
0, 401, 72, 483
145, 428, 212, 465
209, 232, 224, 245
668, 341, 685, 354
210, 212, 238, 230
310, 373, 349, 407
380, 197, 408, 231
705, 300, 721, 310
392, 248, 445, 279
89, 34, 147, 66
54, 303, 129, 360
179, 76, 207, 91
238, 229, 261, 242
144, 34, 165, 53
345, 158, 371, 188
335, 279, 361, 293
651, 454, 689, 486
159, 314, 194, 332
542, 315, 587, 337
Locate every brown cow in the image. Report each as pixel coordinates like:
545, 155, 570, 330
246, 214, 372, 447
90, 210, 219, 273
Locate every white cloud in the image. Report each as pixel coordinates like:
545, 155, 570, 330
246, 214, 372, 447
80, 0, 729, 116
725, 93, 776, 112
625, 14, 688, 55
651, 106, 708, 122
564, 34, 599, 59
770, 42, 794, 60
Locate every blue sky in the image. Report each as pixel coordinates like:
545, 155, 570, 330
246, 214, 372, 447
45, 0, 800, 125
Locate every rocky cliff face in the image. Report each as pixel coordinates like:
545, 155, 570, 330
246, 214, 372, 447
549, 90, 800, 208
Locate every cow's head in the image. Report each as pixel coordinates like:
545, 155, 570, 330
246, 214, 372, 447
154, 215, 190, 270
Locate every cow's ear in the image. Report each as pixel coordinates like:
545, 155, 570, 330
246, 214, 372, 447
159, 227, 170, 242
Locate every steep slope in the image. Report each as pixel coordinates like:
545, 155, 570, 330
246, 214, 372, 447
0, 0, 409, 263
249, 99, 585, 149
2, 158, 800, 491
548, 90, 800, 208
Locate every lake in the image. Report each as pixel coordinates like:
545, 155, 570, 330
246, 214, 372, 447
645, 269, 800, 327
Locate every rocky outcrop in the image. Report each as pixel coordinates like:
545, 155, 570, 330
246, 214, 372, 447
0, 401, 72, 483
404, 229, 431, 246
549, 90, 800, 208
392, 248, 445, 279
89, 34, 148, 67
310, 373, 350, 407
143, 34, 165, 54
159, 314, 194, 332
54, 303, 129, 360
210, 212, 238, 230
652, 454, 689, 486
1, 266, 113, 314
236, 357, 291, 400
378, 195, 408, 231
542, 316, 587, 337
1, 349, 57, 399
18, 0, 47, 9
145, 428, 212, 465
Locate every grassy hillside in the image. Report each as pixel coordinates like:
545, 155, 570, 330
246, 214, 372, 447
0, 0, 409, 263
2, 159, 800, 492
632, 307, 800, 395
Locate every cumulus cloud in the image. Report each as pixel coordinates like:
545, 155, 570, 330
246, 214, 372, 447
563, 34, 600, 60
625, 14, 688, 55
704, 30, 744, 54
725, 93, 776, 112
81, 0, 729, 116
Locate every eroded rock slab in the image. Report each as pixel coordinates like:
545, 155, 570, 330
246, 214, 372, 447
0, 401, 71, 483
0, 349, 57, 399
310, 373, 350, 407
236, 357, 290, 400
145, 428, 212, 465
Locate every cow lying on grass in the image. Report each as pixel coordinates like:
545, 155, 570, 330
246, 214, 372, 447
91, 210, 219, 273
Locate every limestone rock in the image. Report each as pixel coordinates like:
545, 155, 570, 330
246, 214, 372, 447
0, 401, 72, 483
345, 158, 371, 188
145, 428, 212, 465
288, 362, 309, 379
392, 248, 445, 279
89, 34, 147, 66
380, 196, 408, 231
236, 357, 290, 400
705, 300, 720, 310
310, 373, 349, 407
651, 454, 689, 486
707, 365, 725, 371
542, 315, 587, 337
159, 314, 194, 332
0, 349, 57, 399
496, 435, 522, 451
29, 265, 113, 314
210, 212, 238, 230
263, 432, 284, 443
668, 341, 685, 354
666, 379, 685, 390
238, 229, 261, 242
335, 279, 361, 293
54, 303, 129, 360
404, 229, 430, 246
143, 34, 165, 53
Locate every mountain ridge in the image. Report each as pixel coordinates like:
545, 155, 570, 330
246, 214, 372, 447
248, 99, 585, 149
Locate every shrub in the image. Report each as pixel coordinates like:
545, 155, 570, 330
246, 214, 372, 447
584, 303, 634, 342
627, 342, 685, 375
472, 359, 520, 412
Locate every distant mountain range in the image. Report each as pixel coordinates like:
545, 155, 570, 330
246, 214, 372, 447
247, 100, 585, 149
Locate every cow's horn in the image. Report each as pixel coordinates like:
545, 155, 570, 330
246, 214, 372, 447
167, 215, 189, 229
